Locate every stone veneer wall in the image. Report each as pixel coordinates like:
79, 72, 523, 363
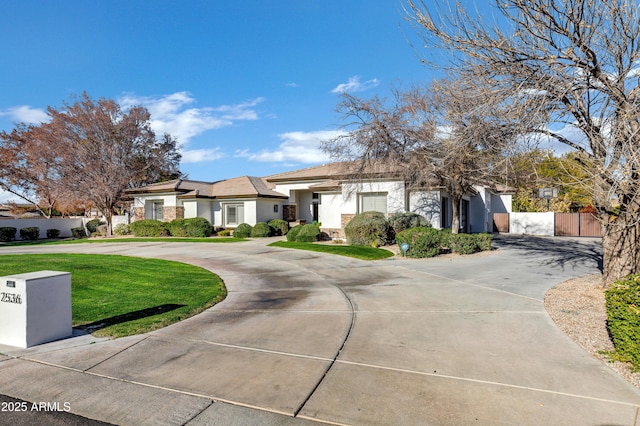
133, 207, 145, 221
163, 206, 184, 222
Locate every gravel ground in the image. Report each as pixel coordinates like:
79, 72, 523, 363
544, 274, 640, 388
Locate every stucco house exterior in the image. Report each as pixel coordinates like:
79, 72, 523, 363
129, 162, 513, 237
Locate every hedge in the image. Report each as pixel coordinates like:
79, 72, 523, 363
268, 219, 289, 236
0, 227, 17, 242
130, 219, 167, 237
286, 225, 303, 241
46, 229, 61, 239
251, 222, 272, 237
344, 211, 391, 247
233, 223, 253, 238
605, 274, 640, 371
184, 217, 213, 237
85, 218, 103, 234
19, 227, 40, 241
166, 219, 189, 237
294, 224, 321, 242
71, 227, 87, 239
388, 212, 429, 235
395, 227, 442, 258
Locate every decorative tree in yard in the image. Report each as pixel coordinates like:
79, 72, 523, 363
323, 77, 517, 233
406, 0, 640, 284
0, 93, 182, 233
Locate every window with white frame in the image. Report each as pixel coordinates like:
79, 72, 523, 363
358, 192, 387, 214
225, 203, 244, 226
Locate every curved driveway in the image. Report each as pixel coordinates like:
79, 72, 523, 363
0, 235, 638, 425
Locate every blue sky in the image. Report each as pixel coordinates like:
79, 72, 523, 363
0, 0, 435, 199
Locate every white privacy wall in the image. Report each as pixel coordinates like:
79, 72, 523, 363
409, 190, 441, 228
509, 212, 554, 236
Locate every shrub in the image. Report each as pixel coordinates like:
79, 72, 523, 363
474, 233, 493, 252
233, 223, 253, 238
71, 227, 87, 239
85, 218, 103, 234
251, 222, 272, 237
395, 227, 442, 258
184, 217, 213, 237
294, 223, 321, 242
19, 227, 40, 240
286, 225, 303, 241
0, 227, 17, 242
605, 274, 640, 371
217, 229, 231, 237
130, 219, 167, 237
388, 212, 429, 235
46, 229, 61, 239
166, 219, 188, 237
268, 219, 289, 236
113, 223, 131, 236
344, 211, 391, 247
447, 233, 479, 254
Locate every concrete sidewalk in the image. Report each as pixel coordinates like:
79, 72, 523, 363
0, 236, 638, 425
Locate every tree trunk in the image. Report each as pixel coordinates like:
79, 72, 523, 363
451, 195, 461, 234
601, 214, 640, 285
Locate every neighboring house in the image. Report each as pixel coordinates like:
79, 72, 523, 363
129, 162, 513, 237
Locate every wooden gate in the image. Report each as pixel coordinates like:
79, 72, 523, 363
554, 213, 601, 237
492, 213, 510, 233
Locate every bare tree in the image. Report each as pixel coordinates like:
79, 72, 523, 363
324, 77, 515, 233
405, 0, 640, 284
0, 93, 182, 233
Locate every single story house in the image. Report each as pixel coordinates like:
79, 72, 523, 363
129, 162, 513, 237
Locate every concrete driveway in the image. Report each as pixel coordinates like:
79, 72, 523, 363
0, 235, 638, 425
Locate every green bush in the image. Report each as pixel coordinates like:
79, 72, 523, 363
388, 212, 429, 235
130, 219, 167, 237
113, 223, 131, 236
344, 211, 391, 247
217, 229, 231, 237
46, 228, 61, 239
474, 233, 493, 252
294, 224, 321, 242
71, 227, 87, 239
19, 227, 40, 240
184, 217, 213, 237
166, 219, 188, 237
0, 227, 17, 242
286, 225, 303, 241
447, 233, 479, 254
268, 219, 289, 236
251, 222, 272, 237
86, 218, 103, 234
233, 223, 253, 238
395, 227, 442, 258
605, 274, 640, 371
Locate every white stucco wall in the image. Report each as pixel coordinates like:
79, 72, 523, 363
409, 190, 441, 228
0, 217, 84, 239
509, 212, 554, 236
341, 180, 406, 214
470, 187, 491, 233
256, 199, 282, 223
491, 193, 512, 214
183, 200, 198, 219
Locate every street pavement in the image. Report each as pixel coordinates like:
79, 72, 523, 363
0, 235, 638, 425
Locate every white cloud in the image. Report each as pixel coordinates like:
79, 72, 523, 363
181, 148, 225, 164
0, 106, 49, 124
331, 76, 380, 94
237, 130, 345, 164
118, 92, 264, 144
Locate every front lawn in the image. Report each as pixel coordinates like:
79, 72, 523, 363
0, 254, 226, 338
268, 241, 394, 260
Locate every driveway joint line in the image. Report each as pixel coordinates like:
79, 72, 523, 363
335, 359, 640, 408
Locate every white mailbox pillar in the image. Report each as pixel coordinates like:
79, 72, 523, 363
0, 270, 72, 348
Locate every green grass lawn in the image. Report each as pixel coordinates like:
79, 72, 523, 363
0, 236, 246, 246
0, 254, 226, 338
268, 241, 395, 260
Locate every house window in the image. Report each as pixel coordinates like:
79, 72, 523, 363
274, 204, 279, 213
225, 203, 244, 226
153, 202, 164, 221
358, 192, 387, 214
